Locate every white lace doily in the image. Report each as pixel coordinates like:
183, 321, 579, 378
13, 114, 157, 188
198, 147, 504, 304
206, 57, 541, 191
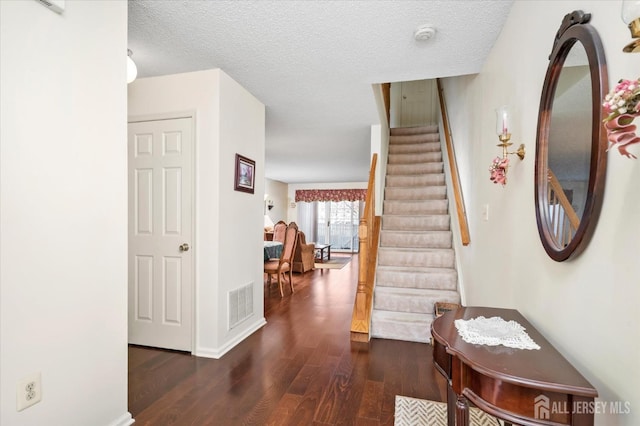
454, 316, 541, 350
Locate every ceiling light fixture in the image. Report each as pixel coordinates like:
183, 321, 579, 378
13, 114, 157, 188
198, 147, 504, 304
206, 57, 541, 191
414, 25, 436, 41
127, 49, 138, 84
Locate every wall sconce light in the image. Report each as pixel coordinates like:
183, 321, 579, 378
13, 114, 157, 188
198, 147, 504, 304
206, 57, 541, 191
264, 194, 274, 213
496, 105, 525, 160
490, 105, 525, 186
622, 0, 640, 52
127, 49, 138, 84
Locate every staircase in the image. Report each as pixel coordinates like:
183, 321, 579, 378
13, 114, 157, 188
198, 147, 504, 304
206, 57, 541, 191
371, 125, 461, 343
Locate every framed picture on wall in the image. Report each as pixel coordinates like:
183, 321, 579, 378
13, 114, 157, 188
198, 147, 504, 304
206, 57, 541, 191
234, 154, 255, 194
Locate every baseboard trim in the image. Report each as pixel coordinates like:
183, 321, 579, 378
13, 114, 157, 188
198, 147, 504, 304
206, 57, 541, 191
107, 412, 134, 426
195, 317, 266, 359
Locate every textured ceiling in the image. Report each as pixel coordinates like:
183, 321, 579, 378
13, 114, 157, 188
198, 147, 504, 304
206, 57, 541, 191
128, 0, 513, 183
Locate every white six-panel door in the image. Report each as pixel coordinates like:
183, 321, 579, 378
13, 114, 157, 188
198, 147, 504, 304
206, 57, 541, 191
127, 117, 193, 351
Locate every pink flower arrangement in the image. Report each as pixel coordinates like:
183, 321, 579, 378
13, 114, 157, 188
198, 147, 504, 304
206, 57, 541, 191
603, 78, 640, 159
489, 156, 509, 186
603, 78, 640, 122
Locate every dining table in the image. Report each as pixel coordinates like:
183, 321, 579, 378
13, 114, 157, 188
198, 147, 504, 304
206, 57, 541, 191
263, 241, 283, 261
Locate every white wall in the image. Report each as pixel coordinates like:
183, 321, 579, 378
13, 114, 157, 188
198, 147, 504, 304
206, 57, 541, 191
217, 71, 266, 354
443, 2, 639, 424
265, 178, 288, 224
370, 124, 384, 214
128, 69, 266, 359
371, 83, 390, 216
0, 2, 130, 426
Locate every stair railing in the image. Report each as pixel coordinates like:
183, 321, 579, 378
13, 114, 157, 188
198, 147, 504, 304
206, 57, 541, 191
436, 79, 470, 246
547, 169, 580, 247
350, 153, 380, 342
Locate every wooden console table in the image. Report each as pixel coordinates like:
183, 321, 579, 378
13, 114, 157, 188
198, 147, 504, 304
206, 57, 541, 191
431, 306, 597, 426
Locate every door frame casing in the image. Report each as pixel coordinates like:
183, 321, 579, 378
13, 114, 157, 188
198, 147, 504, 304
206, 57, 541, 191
127, 110, 197, 354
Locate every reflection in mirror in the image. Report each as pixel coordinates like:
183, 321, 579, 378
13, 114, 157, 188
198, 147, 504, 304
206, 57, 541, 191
547, 42, 590, 246
535, 10, 608, 262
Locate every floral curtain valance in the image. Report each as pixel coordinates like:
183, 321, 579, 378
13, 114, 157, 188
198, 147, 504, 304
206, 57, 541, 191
295, 189, 367, 203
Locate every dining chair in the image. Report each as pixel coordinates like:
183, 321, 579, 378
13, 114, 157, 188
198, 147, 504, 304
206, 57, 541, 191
272, 220, 287, 244
264, 222, 298, 297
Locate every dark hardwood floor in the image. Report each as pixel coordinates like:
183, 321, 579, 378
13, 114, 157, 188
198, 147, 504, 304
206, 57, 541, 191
128, 254, 446, 425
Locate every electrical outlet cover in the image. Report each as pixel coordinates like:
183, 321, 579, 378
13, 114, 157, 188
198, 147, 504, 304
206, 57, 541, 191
16, 372, 42, 411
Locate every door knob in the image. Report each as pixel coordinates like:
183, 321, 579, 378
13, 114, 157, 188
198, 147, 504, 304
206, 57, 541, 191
179, 243, 190, 252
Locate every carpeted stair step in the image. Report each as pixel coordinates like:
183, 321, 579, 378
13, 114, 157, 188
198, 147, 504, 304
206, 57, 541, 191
384, 186, 446, 201
370, 310, 433, 343
380, 230, 452, 249
388, 152, 442, 164
387, 162, 443, 175
385, 173, 445, 188
376, 266, 458, 291
389, 133, 440, 144
382, 213, 450, 230
383, 200, 448, 215
389, 142, 441, 155
390, 125, 438, 136
378, 247, 455, 269
374, 287, 460, 314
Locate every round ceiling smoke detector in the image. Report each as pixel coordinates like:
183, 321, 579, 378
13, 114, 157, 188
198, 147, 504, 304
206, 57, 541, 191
414, 25, 436, 41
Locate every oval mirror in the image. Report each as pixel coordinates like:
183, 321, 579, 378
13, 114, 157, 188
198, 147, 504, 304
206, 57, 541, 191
535, 10, 608, 262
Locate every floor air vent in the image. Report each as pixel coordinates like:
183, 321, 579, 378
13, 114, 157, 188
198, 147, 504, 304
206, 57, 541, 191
228, 282, 254, 329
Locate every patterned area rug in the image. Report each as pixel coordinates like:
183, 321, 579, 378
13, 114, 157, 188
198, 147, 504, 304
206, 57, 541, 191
394, 396, 501, 426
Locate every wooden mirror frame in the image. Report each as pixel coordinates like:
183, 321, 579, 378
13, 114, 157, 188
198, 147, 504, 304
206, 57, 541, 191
535, 10, 608, 262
